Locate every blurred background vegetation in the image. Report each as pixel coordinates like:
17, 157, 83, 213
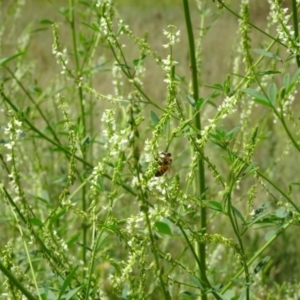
1, 0, 272, 98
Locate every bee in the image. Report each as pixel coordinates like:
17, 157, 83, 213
155, 151, 172, 177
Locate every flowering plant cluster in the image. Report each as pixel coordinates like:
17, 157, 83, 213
1, 1, 300, 300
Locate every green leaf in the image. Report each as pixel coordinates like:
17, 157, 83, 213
189, 275, 204, 290
76, 242, 92, 252
221, 154, 232, 164
186, 95, 196, 107
81, 135, 91, 146
248, 212, 270, 225
150, 110, 160, 126
163, 118, 170, 136
268, 83, 277, 105
212, 292, 228, 300
154, 220, 172, 235
278, 87, 285, 101
231, 277, 246, 283
67, 233, 81, 247
253, 48, 282, 61
205, 200, 222, 212
59, 7, 69, 16
115, 63, 132, 70
0, 52, 25, 66
232, 206, 245, 223
288, 67, 300, 93
223, 290, 236, 300
79, 1, 92, 7
208, 127, 226, 143
100, 222, 117, 233
35, 196, 49, 205
242, 163, 258, 178
58, 265, 79, 300
40, 19, 54, 25
291, 67, 300, 84
275, 207, 289, 218
52, 209, 67, 223
195, 98, 204, 110
29, 218, 43, 227
283, 73, 290, 90
211, 284, 223, 292
116, 23, 124, 36
264, 229, 277, 241
133, 54, 146, 67
65, 286, 84, 300
243, 88, 271, 107
284, 53, 296, 63
224, 126, 240, 142
38, 287, 57, 300
243, 88, 267, 101
205, 83, 224, 91
226, 126, 240, 139
81, 21, 99, 32
95, 233, 109, 251
257, 70, 281, 76
179, 291, 197, 299
133, 59, 139, 66
31, 27, 49, 34
197, 93, 219, 110
253, 256, 271, 275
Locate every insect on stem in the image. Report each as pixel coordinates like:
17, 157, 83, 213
155, 151, 172, 177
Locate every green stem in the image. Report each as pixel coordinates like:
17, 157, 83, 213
217, 141, 300, 213
221, 219, 292, 293
1, 90, 137, 198
226, 183, 250, 299
256, 170, 300, 213
176, 223, 223, 300
278, 108, 300, 154
291, 0, 300, 67
182, 1, 207, 299
251, 55, 300, 172
84, 228, 105, 300
10, 206, 42, 300
69, 0, 88, 267
144, 212, 171, 299
0, 260, 37, 300
177, 222, 205, 283
5, 67, 61, 146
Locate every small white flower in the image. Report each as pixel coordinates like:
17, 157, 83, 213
131, 176, 139, 188
13, 196, 20, 202
4, 141, 15, 149
14, 120, 22, 127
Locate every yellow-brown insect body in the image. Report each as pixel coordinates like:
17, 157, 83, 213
155, 151, 172, 177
